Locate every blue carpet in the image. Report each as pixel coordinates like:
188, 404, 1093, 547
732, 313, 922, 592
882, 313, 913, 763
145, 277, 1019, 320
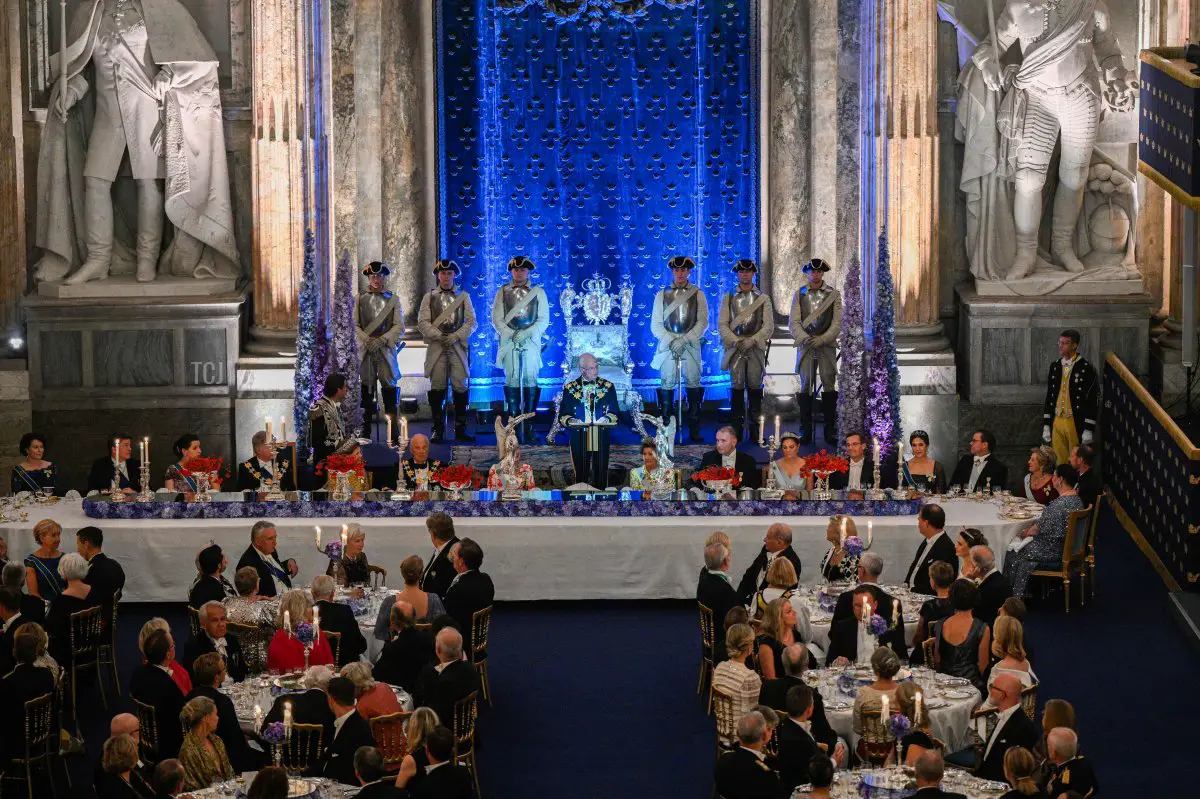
56, 506, 1196, 798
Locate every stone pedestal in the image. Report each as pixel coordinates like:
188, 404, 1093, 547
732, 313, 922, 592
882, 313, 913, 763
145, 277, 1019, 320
23, 291, 246, 490
956, 283, 1152, 405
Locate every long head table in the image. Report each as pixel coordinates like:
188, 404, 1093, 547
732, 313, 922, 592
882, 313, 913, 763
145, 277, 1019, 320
0, 498, 1030, 604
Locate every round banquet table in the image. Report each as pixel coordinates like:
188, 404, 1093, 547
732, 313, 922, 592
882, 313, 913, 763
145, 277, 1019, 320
792, 766, 1010, 798
806, 665, 982, 752
222, 673, 413, 734
793, 583, 926, 657
0, 496, 1031, 603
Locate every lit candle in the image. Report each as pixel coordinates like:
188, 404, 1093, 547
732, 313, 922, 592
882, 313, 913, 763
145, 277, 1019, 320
266, 419, 272, 440
774, 415, 780, 442
840, 517, 847, 547
341, 525, 348, 548
862, 597, 871, 627
758, 415, 765, 446
283, 701, 293, 736
867, 520, 873, 542
143, 437, 150, 464
315, 526, 322, 548
914, 692, 923, 726
254, 704, 263, 731
283, 609, 291, 634
400, 416, 409, 440
881, 694, 889, 722
898, 439, 904, 462
892, 596, 899, 627
313, 606, 320, 638
386, 414, 393, 444
873, 437, 880, 462
281, 418, 288, 442
113, 438, 119, 457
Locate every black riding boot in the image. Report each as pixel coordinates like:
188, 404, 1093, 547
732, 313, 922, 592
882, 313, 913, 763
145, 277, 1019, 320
797, 392, 814, 444
380, 386, 398, 439
428, 390, 447, 443
361, 383, 377, 425
657, 389, 676, 424
453, 390, 475, 442
524, 387, 542, 444
504, 387, 525, 444
730, 389, 746, 443
821, 390, 839, 446
748, 389, 764, 444
687, 388, 704, 443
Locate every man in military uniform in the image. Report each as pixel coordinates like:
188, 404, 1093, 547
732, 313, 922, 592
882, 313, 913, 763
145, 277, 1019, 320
558, 353, 620, 489
713, 710, 787, 799
417, 260, 478, 442
1041, 329, 1098, 464
398, 433, 444, 489
309, 373, 350, 475
355, 262, 404, 431
788, 258, 842, 445
490, 256, 549, 443
651, 256, 709, 443
718, 259, 774, 443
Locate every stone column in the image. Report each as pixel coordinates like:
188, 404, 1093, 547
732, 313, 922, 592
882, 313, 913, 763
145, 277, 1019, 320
877, 0, 946, 352
246, 0, 309, 355
0, 0, 26, 339
767, 0, 810, 314
380, 0, 434, 328
330, 0, 357, 269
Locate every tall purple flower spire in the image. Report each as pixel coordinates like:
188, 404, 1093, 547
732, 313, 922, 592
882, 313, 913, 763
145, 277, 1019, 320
331, 250, 363, 436
866, 228, 901, 455
836, 256, 868, 455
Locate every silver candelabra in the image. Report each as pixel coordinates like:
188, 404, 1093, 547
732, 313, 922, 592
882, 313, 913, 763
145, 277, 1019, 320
389, 431, 412, 501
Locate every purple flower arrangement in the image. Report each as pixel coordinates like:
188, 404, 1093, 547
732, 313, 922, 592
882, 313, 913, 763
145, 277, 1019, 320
888, 713, 912, 739
295, 621, 315, 645
262, 721, 286, 745
843, 535, 864, 557
322, 541, 343, 561
868, 614, 889, 637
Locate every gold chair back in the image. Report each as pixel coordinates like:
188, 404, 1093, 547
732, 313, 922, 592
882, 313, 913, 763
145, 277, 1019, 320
921, 638, 936, 669
452, 690, 479, 757
1031, 504, 1093, 612
69, 605, 104, 661
969, 704, 1001, 772
697, 603, 715, 709
17, 692, 55, 765
857, 713, 897, 766
1020, 682, 1039, 721
711, 685, 737, 744
369, 711, 412, 773
226, 620, 268, 675
276, 722, 324, 775
471, 606, 492, 660
132, 696, 160, 762
323, 630, 343, 667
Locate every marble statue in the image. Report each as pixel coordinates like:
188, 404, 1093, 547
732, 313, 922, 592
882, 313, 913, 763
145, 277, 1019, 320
34, 0, 239, 286
956, 0, 1139, 291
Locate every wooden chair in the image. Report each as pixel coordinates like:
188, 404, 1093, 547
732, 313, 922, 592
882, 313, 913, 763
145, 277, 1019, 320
697, 603, 715, 711
452, 691, 481, 798
2, 692, 69, 799
471, 606, 493, 706
275, 723, 324, 775
369, 711, 412, 774
67, 605, 107, 723
187, 606, 202, 641
1086, 494, 1103, 596
711, 685, 737, 757
131, 696, 159, 765
227, 620, 268, 675
856, 713, 897, 767
323, 630, 343, 667
1031, 505, 1092, 612
967, 704, 1000, 772
921, 638, 936, 669
96, 589, 122, 697
1020, 682, 1039, 721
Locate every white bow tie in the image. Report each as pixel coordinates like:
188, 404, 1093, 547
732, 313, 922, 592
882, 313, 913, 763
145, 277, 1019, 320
974, 457, 985, 466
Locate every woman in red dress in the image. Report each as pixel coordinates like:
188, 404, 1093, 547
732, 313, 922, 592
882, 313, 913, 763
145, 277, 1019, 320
1023, 446, 1059, 505
266, 590, 334, 673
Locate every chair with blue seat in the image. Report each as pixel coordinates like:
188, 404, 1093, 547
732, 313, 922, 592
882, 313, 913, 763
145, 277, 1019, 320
1030, 505, 1092, 613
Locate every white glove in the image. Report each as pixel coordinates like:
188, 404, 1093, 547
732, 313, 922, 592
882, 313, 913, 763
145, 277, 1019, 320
1081, 430, 1093, 445
1041, 425, 1051, 444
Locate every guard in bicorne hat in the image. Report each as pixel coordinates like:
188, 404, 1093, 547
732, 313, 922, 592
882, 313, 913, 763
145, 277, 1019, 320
417, 259, 478, 442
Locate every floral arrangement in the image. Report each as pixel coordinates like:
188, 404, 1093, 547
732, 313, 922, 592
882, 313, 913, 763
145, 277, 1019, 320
868, 614, 890, 637
836, 255, 868, 454
433, 464, 479, 488
803, 450, 849, 476
693, 466, 741, 487
315, 453, 366, 477
331, 249, 364, 436
322, 541, 343, 561
295, 621, 315, 646
346, 596, 370, 617
866, 228, 901, 456
294, 230, 329, 452
261, 721, 286, 745
843, 535, 865, 557
888, 713, 912, 739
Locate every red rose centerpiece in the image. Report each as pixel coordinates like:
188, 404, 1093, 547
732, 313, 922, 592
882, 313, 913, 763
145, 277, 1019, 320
186, 457, 225, 502
693, 466, 741, 497
803, 449, 848, 499
432, 464, 478, 499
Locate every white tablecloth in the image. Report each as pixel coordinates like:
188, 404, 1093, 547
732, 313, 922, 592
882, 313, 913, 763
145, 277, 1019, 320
0, 499, 1028, 603
808, 666, 981, 752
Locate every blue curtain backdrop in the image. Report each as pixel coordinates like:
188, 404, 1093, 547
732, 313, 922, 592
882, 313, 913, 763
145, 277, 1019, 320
436, 0, 760, 392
